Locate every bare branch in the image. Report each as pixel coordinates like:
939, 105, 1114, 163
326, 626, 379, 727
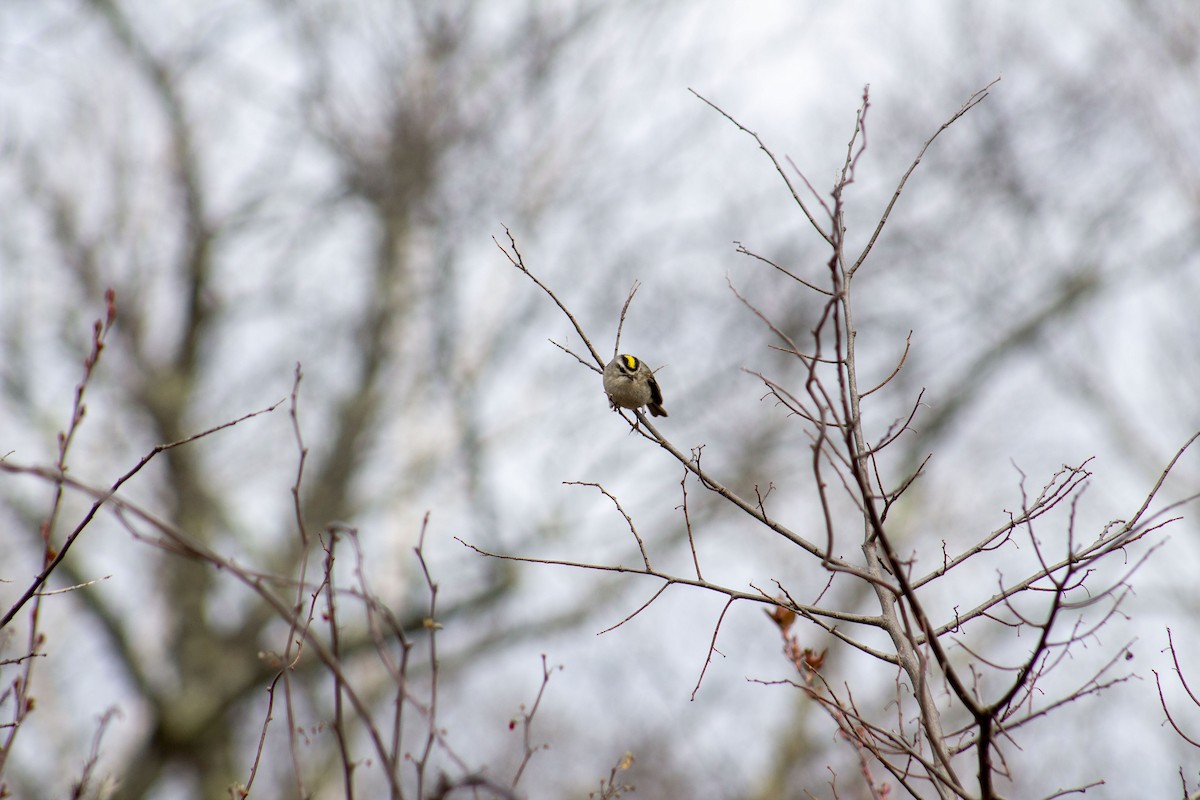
691, 597, 735, 700
849, 78, 1000, 277
735, 241, 832, 296
690, 89, 833, 246
511, 655, 559, 789
613, 281, 641, 358
565, 481, 652, 570
494, 226, 605, 368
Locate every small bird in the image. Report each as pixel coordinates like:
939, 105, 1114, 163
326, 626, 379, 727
603, 354, 667, 417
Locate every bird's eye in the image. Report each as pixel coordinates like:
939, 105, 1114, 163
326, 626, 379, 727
621, 355, 638, 371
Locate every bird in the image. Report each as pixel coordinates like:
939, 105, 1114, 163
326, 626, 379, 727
603, 354, 667, 418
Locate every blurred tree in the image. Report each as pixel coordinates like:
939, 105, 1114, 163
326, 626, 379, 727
1, 1, 1199, 798
1, 1, 692, 796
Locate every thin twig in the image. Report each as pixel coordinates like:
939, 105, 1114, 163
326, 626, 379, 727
691, 597, 735, 700
613, 281, 641, 359
511, 655, 559, 788
565, 481, 652, 570
849, 78, 1000, 277
691, 89, 833, 246
494, 226, 604, 368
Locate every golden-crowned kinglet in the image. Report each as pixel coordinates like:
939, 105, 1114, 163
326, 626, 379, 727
603, 354, 667, 417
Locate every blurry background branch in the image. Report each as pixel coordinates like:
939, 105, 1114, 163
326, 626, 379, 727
2, 2, 1200, 798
